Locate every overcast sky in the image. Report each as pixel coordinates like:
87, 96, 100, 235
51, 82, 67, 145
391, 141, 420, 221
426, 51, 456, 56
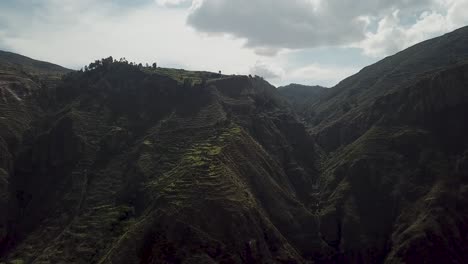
1, 0, 467, 86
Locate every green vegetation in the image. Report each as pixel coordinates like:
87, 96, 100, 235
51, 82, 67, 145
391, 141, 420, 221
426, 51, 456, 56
182, 124, 241, 167
144, 67, 222, 85
78, 56, 225, 87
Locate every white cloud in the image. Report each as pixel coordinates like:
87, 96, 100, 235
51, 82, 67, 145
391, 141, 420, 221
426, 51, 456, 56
358, 0, 468, 57
288, 64, 360, 87
445, 0, 468, 26
1, 0, 466, 88
155, 0, 192, 8
246, 52, 361, 87
250, 61, 284, 80
187, 0, 468, 60
187, 0, 438, 54
187, 0, 366, 51
0, 0, 364, 87
1, 1, 258, 76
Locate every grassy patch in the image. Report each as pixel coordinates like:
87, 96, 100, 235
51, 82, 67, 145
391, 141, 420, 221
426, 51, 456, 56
183, 125, 242, 167
143, 67, 223, 85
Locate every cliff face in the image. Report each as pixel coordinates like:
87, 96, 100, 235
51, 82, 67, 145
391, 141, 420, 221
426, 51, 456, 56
1, 26, 468, 264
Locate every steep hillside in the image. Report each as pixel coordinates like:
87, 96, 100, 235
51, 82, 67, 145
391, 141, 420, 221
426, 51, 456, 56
307, 26, 468, 150
1, 58, 326, 263
0, 52, 70, 250
298, 26, 468, 263
0, 51, 69, 76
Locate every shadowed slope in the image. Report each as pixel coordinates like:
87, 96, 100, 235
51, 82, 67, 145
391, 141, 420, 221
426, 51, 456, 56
0, 51, 71, 251
295, 26, 468, 263
1, 61, 325, 263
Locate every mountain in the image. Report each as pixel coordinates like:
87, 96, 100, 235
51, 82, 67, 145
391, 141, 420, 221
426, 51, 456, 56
307, 26, 468, 150
278, 84, 326, 105
1, 26, 468, 264
0, 53, 71, 254
0, 51, 70, 76
0, 51, 69, 170
277, 84, 327, 115
301, 26, 468, 263
1, 56, 322, 263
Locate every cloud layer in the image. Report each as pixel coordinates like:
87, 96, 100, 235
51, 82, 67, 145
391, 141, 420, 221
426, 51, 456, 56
360, 0, 468, 57
0, 0, 466, 87
0, 0, 258, 74
187, 0, 468, 57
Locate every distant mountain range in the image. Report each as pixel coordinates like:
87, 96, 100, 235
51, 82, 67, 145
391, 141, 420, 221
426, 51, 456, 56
1, 26, 468, 264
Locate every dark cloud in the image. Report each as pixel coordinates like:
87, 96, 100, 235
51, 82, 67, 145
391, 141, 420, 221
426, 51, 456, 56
187, 0, 435, 53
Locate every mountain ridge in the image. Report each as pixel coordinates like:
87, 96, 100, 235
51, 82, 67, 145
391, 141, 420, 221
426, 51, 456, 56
1, 26, 468, 263
0, 50, 71, 75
